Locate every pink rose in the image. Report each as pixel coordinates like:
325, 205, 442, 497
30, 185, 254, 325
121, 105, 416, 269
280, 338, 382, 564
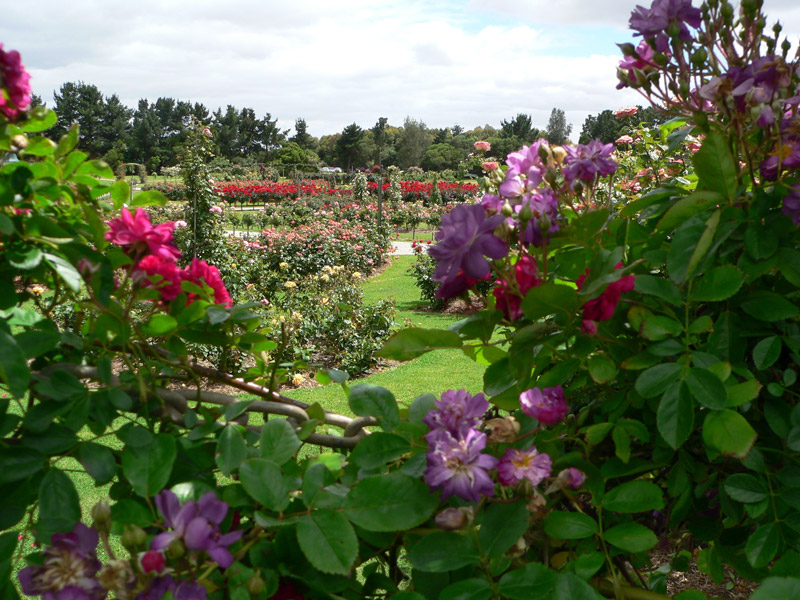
473, 140, 491, 152
614, 106, 638, 119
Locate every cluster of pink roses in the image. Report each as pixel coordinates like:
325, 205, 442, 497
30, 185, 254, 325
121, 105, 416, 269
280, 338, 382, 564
106, 208, 232, 307
0, 44, 32, 120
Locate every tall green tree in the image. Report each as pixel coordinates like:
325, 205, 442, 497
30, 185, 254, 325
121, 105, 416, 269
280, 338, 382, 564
335, 123, 364, 171
500, 113, 540, 143
290, 118, 316, 151
396, 117, 432, 169
545, 108, 573, 145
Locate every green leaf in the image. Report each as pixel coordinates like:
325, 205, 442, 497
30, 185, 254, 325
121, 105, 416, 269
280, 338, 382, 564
121, 434, 177, 498
656, 191, 724, 232
20, 109, 58, 132
551, 573, 604, 600
667, 218, 706, 285
110, 498, 152, 527
498, 563, 556, 600
130, 190, 168, 207
640, 316, 683, 341
753, 336, 782, 370
38, 469, 81, 539
296, 509, 358, 575
750, 577, 800, 600
635, 363, 682, 398
216, 425, 247, 476
348, 384, 399, 431
634, 275, 682, 306
724, 473, 767, 503
110, 180, 131, 209
350, 433, 410, 471
478, 501, 529, 559
8, 246, 42, 269
726, 379, 762, 407
239, 458, 289, 512
43, 253, 81, 292
522, 282, 580, 319
587, 354, 617, 384
376, 328, 462, 361
690, 266, 744, 302
141, 313, 178, 337
0, 448, 45, 484
543, 511, 598, 539
439, 579, 492, 600
602, 481, 664, 513
345, 473, 438, 531
741, 292, 798, 322
0, 330, 30, 399
22, 136, 57, 156
78, 443, 117, 484
612, 425, 631, 463
746, 523, 780, 568
603, 523, 658, 553
702, 409, 757, 459
657, 382, 694, 450
259, 419, 301, 465
407, 532, 480, 572
686, 368, 728, 410
691, 130, 738, 202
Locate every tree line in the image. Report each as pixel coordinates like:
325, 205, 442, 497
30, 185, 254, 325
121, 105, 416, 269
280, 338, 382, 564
37, 81, 662, 175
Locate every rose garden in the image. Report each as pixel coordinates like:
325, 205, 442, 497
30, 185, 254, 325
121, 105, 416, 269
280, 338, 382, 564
3, 1, 800, 599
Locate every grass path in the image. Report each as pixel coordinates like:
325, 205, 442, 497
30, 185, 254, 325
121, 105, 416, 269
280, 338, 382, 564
268, 255, 487, 415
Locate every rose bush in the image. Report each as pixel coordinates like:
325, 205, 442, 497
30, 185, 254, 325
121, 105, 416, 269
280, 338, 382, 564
5, 1, 800, 599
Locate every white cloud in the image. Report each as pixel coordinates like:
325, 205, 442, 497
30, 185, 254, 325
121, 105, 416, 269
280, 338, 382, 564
1, 0, 797, 138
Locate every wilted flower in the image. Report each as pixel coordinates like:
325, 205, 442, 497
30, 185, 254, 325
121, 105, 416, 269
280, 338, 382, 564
96, 560, 135, 599
134, 576, 206, 600
614, 106, 639, 118
557, 467, 587, 490
17, 523, 106, 600
151, 490, 242, 568
423, 389, 489, 438
434, 506, 475, 531
428, 204, 507, 283
497, 447, 552, 487
485, 416, 520, 444
425, 429, 498, 502
519, 386, 568, 426
473, 140, 491, 152
106, 208, 181, 263
291, 373, 305, 386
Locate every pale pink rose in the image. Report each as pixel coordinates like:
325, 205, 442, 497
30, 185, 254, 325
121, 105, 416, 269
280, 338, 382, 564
209, 206, 223, 214
482, 161, 499, 171
615, 135, 634, 145
473, 140, 491, 152
174, 220, 188, 228
614, 106, 638, 118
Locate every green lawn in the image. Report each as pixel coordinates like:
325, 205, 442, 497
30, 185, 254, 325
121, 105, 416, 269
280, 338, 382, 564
274, 255, 487, 416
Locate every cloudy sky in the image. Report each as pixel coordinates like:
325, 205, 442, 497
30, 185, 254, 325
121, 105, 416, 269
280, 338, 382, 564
3, 1, 800, 139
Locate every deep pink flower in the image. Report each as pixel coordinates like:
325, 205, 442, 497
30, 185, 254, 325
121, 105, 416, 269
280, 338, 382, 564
185, 259, 233, 307
134, 255, 185, 302
140, 550, 166, 574
497, 447, 552, 487
519, 386, 568, 426
493, 255, 541, 321
105, 208, 181, 263
576, 263, 636, 322
0, 44, 32, 120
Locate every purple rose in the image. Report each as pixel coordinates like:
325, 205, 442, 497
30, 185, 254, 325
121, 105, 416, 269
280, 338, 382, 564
497, 447, 552, 487
520, 386, 568, 426
423, 389, 489, 438
629, 0, 702, 52
563, 140, 618, 185
428, 204, 507, 283
425, 429, 499, 502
